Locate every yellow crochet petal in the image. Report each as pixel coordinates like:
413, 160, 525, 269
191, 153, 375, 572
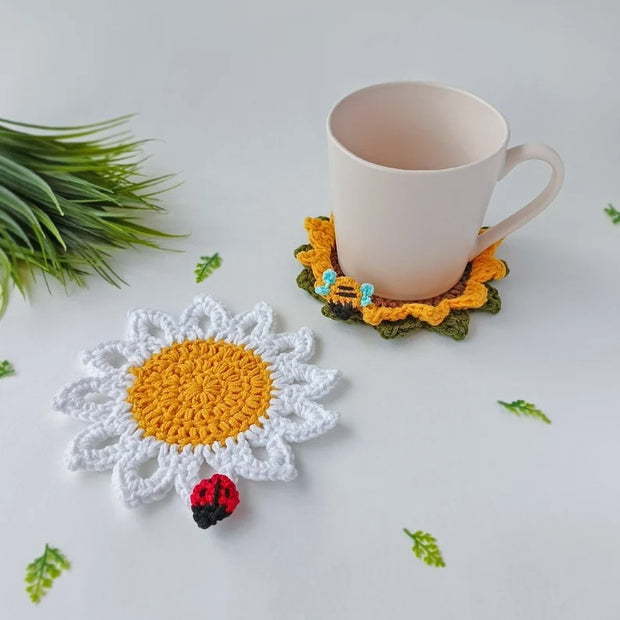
305, 216, 335, 250
359, 242, 506, 326
361, 301, 451, 326
297, 217, 336, 282
295, 216, 507, 327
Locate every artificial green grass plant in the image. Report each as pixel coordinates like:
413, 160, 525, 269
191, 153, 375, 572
0, 115, 179, 317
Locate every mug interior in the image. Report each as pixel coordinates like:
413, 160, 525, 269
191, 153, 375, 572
328, 82, 509, 171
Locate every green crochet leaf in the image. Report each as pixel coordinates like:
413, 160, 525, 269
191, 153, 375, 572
25, 544, 70, 604
369, 311, 468, 340
295, 262, 324, 302
0, 359, 15, 378
426, 310, 470, 340
474, 284, 501, 314
293, 244, 313, 260
194, 253, 222, 283
497, 399, 551, 424
373, 314, 425, 339
403, 528, 446, 567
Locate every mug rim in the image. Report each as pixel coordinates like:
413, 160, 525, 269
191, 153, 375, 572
326, 81, 511, 174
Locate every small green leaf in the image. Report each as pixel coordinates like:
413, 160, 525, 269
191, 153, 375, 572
604, 203, 620, 224
0, 359, 15, 378
47, 546, 71, 570
24, 544, 70, 604
497, 399, 551, 424
194, 253, 222, 283
403, 528, 446, 567
45, 565, 61, 578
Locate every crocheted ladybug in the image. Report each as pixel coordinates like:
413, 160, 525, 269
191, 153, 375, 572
190, 474, 240, 529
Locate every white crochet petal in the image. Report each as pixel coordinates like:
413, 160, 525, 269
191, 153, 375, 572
178, 296, 232, 340
52, 376, 129, 422
254, 327, 315, 364
81, 340, 152, 375
226, 302, 275, 347
64, 418, 133, 471
272, 359, 340, 401
270, 400, 339, 443
126, 308, 182, 346
173, 446, 207, 503
111, 442, 179, 507
229, 432, 296, 481
203, 441, 236, 479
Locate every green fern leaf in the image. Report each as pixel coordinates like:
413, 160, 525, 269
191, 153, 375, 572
403, 528, 446, 567
0, 359, 15, 378
604, 204, 620, 224
25, 544, 70, 604
497, 399, 551, 424
194, 253, 222, 283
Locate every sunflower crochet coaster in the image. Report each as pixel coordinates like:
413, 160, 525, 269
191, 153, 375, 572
295, 216, 508, 340
53, 296, 339, 529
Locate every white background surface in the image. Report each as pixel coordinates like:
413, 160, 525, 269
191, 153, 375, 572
1, 1, 619, 618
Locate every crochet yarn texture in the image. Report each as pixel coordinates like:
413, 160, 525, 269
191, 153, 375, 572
53, 296, 339, 528
295, 216, 508, 340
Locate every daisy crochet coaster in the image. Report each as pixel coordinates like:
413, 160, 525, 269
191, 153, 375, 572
295, 216, 509, 340
53, 296, 339, 529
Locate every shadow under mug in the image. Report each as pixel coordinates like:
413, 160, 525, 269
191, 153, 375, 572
327, 81, 564, 300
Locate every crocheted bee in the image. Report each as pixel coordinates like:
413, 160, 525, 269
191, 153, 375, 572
190, 474, 240, 529
314, 269, 374, 321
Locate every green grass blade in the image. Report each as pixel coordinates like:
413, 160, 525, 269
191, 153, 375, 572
0, 248, 11, 317
0, 114, 134, 132
0, 186, 56, 254
0, 208, 33, 248
28, 205, 66, 248
0, 153, 61, 214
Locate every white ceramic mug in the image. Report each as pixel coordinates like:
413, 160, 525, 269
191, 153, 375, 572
327, 81, 564, 300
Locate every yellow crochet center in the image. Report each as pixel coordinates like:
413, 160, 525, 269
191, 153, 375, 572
126, 339, 273, 448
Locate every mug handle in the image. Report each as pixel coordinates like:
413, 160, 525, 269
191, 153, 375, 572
467, 143, 564, 261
